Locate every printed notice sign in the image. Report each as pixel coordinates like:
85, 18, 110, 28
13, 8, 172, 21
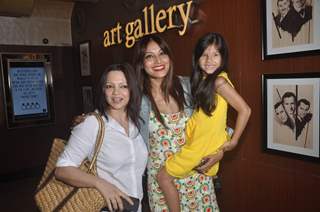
9, 67, 48, 116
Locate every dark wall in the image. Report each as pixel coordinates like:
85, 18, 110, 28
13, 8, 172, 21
72, 1, 135, 70
0, 45, 79, 179
13, 0, 317, 211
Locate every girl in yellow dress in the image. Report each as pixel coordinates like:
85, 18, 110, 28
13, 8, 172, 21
157, 32, 251, 212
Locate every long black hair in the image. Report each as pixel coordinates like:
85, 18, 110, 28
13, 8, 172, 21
191, 32, 229, 116
133, 35, 186, 126
95, 63, 141, 129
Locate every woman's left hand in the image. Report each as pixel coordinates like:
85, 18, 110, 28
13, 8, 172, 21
194, 150, 224, 174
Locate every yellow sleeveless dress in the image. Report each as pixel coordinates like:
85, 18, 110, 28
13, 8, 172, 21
166, 72, 233, 178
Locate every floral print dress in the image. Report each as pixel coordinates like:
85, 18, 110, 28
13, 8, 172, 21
147, 111, 219, 212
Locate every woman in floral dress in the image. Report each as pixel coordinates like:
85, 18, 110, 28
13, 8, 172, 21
134, 35, 220, 212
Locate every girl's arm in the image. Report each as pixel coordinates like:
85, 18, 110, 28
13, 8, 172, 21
216, 77, 251, 151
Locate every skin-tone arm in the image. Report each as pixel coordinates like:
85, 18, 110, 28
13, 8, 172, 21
55, 166, 133, 211
215, 77, 251, 152
157, 167, 180, 212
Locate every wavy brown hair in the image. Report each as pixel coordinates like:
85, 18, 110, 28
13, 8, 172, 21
133, 35, 186, 126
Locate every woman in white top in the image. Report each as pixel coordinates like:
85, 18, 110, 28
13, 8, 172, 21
55, 63, 148, 212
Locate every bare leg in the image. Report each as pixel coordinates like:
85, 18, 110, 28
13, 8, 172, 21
157, 167, 180, 212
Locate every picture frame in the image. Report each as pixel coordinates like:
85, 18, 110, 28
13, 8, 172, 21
262, 0, 320, 60
79, 41, 91, 76
81, 86, 94, 113
262, 72, 320, 160
0, 53, 55, 129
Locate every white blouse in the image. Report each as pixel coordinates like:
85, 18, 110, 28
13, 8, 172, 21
56, 114, 148, 200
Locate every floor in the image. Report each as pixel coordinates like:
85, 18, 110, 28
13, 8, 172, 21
0, 175, 150, 212
0, 177, 40, 212
0, 174, 218, 211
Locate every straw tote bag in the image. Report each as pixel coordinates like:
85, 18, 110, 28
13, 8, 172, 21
34, 112, 106, 212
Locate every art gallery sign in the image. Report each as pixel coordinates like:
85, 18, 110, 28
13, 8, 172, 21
103, 0, 193, 48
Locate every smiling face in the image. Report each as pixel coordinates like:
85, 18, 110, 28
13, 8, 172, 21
283, 96, 296, 117
275, 103, 288, 123
277, 0, 290, 16
292, 0, 306, 12
104, 70, 130, 113
297, 101, 310, 119
198, 44, 222, 76
143, 40, 170, 80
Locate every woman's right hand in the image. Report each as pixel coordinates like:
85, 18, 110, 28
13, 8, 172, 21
95, 178, 134, 211
55, 167, 134, 211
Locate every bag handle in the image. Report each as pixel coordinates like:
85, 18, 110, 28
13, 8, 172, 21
87, 112, 105, 172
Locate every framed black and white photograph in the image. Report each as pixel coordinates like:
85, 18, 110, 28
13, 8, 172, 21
262, 72, 320, 160
82, 86, 94, 113
79, 41, 91, 76
262, 0, 320, 59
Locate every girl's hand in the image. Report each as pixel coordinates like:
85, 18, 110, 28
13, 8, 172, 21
219, 140, 237, 152
70, 113, 87, 129
95, 178, 133, 211
194, 150, 224, 174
